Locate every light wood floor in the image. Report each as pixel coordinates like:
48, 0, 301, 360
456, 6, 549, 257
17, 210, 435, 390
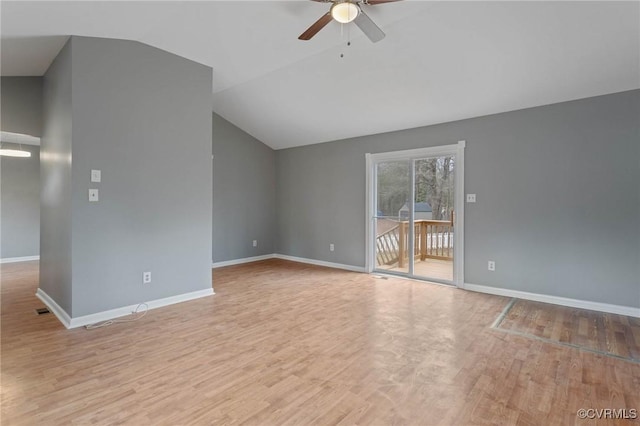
2, 260, 639, 425
496, 299, 640, 362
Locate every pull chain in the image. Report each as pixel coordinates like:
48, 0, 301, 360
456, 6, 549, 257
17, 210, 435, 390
340, 23, 352, 58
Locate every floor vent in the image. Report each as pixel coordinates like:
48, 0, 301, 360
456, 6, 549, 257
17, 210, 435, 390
35, 308, 50, 315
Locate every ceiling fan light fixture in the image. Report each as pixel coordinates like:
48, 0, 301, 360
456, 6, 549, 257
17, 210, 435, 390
331, 2, 359, 24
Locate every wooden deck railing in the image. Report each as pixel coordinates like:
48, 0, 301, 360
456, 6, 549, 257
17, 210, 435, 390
375, 219, 454, 267
375, 225, 400, 266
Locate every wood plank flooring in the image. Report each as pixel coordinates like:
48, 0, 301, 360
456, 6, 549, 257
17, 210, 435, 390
495, 299, 640, 362
1, 260, 639, 425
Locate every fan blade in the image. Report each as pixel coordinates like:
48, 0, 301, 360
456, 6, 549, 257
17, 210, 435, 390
298, 13, 333, 40
354, 10, 385, 43
365, 0, 403, 4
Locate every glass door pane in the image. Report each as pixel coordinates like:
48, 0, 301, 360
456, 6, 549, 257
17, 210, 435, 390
413, 156, 455, 283
374, 160, 410, 275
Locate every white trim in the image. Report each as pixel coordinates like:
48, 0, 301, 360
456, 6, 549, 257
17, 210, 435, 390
212, 254, 276, 268
464, 283, 640, 318
454, 140, 465, 286
365, 141, 465, 287
409, 160, 416, 276
35, 288, 72, 328
1, 255, 40, 264
68, 288, 215, 329
274, 254, 366, 273
0, 131, 40, 146
367, 144, 461, 162
36, 287, 215, 329
365, 153, 373, 273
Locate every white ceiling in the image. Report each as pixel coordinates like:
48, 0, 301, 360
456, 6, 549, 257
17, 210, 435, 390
2, 1, 639, 149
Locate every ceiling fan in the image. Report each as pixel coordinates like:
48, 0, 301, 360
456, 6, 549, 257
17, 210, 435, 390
298, 0, 402, 43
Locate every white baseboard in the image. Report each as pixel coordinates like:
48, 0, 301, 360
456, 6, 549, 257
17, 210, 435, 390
35, 288, 72, 328
1, 255, 39, 264
36, 287, 215, 329
464, 283, 640, 318
212, 254, 276, 268
211, 253, 365, 273
274, 254, 366, 273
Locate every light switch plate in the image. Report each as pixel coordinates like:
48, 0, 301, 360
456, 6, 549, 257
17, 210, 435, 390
91, 169, 101, 183
88, 189, 99, 202
466, 194, 477, 203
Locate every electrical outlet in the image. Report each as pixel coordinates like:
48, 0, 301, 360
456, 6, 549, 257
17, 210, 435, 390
143, 271, 151, 284
253, 240, 257, 247
488, 261, 495, 271
91, 169, 101, 183
330, 243, 335, 252
466, 193, 477, 203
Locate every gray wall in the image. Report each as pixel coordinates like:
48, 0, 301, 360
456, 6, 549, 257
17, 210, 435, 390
0, 77, 43, 259
1, 77, 43, 137
213, 113, 276, 263
41, 36, 213, 317
41, 41, 73, 314
0, 143, 40, 258
276, 90, 640, 308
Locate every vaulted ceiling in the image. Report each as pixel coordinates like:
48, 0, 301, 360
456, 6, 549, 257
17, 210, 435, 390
2, 1, 638, 149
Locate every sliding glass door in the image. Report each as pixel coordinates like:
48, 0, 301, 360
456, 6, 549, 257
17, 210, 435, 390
374, 160, 411, 275
367, 143, 464, 286
412, 156, 455, 282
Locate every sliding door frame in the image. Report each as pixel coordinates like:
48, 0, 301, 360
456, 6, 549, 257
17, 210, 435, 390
365, 141, 466, 287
